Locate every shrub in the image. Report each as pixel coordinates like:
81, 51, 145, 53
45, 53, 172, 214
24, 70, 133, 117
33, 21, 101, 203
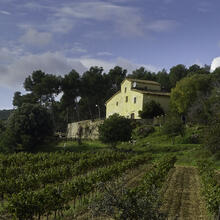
203, 119, 220, 155
162, 116, 185, 144
99, 114, 132, 147
132, 125, 155, 140
139, 100, 164, 119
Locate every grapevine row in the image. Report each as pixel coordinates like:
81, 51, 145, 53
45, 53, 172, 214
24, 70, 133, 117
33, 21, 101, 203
197, 160, 220, 217
5, 154, 152, 220
0, 151, 131, 197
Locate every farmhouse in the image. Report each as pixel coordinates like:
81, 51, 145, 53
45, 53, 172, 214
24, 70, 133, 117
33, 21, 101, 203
105, 78, 170, 119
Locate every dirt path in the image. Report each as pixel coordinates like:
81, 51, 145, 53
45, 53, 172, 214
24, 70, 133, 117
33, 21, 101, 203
161, 166, 210, 220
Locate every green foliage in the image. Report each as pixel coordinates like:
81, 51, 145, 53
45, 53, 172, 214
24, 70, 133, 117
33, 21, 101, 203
139, 100, 164, 119
156, 69, 171, 91
170, 74, 211, 114
90, 156, 176, 220
99, 114, 132, 146
162, 116, 185, 144
132, 125, 155, 140
2, 153, 151, 220
90, 180, 166, 220
203, 119, 220, 155
127, 67, 157, 81
197, 160, 220, 217
169, 64, 188, 88
0, 109, 13, 120
1, 103, 53, 152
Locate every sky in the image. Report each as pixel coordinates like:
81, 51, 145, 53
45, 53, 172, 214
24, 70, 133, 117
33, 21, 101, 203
0, 0, 220, 109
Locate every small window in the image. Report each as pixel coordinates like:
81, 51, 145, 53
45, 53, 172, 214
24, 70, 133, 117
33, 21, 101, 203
125, 96, 128, 102
134, 97, 136, 104
125, 87, 127, 93
116, 101, 118, 106
131, 113, 135, 119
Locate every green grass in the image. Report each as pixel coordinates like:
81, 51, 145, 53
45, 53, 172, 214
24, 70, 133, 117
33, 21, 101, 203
56, 140, 108, 152
34, 125, 219, 169
118, 126, 220, 169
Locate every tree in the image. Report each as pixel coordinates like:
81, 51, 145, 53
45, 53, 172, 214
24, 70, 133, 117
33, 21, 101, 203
80, 66, 107, 119
60, 70, 81, 123
99, 114, 132, 147
106, 66, 127, 98
169, 64, 188, 88
23, 70, 61, 105
187, 64, 210, 76
1, 104, 53, 152
170, 74, 212, 115
13, 92, 38, 108
127, 67, 156, 81
139, 100, 164, 119
156, 69, 171, 92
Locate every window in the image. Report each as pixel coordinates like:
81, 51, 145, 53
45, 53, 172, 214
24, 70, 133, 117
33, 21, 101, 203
131, 113, 135, 119
134, 97, 136, 104
125, 96, 128, 102
125, 87, 127, 93
116, 101, 118, 106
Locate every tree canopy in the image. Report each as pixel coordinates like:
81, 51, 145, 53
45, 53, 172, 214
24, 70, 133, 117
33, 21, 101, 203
139, 100, 164, 119
1, 104, 53, 152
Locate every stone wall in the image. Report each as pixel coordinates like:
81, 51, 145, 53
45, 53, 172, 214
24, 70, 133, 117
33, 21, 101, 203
67, 116, 167, 140
67, 119, 104, 140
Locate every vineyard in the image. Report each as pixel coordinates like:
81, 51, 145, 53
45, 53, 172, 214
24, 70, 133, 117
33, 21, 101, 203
0, 150, 219, 219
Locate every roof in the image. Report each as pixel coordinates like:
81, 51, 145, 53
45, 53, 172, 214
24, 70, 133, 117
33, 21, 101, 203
125, 78, 160, 86
132, 89, 170, 97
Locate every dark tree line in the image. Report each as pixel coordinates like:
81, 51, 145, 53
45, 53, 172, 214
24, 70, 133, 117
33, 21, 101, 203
12, 64, 210, 132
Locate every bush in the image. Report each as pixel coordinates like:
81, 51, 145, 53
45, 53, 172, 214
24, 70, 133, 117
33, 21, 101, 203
1, 103, 53, 152
139, 100, 164, 119
203, 119, 220, 155
132, 125, 155, 140
99, 114, 132, 147
162, 116, 185, 144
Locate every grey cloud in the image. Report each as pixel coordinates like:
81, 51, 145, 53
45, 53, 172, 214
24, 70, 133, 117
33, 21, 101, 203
0, 10, 11, 15
97, 52, 113, 56
54, 1, 144, 36
0, 52, 87, 87
20, 28, 52, 47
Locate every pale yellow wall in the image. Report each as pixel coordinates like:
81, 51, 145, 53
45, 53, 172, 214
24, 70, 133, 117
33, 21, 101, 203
106, 80, 143, 119
106, 79, 170, 119
143, 94, 170, 113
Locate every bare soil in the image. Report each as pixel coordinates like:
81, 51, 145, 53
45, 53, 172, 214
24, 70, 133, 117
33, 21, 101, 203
161, 166, 211, 220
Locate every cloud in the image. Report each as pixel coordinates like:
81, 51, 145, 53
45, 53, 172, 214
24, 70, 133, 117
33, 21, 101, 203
77, 56, 158, 74
0, 52, 87, 87
0, 10, 11, 15
146, 20, 178, 32
49, 17, 75, 33
211, 57, 220, 72
54, 1, 144, 36
0, 47, 158, 88
197, 2, 211, 13
20, 28, 52, 47
97, 52, 113, 56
